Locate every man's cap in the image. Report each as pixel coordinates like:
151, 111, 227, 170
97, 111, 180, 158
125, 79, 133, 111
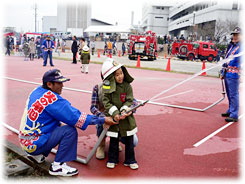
231, 27, 241, 35
42, 69, 70, 83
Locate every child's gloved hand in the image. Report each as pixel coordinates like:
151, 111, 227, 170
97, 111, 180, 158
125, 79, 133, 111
114, 114, 120, 122
120, 109, 132, 120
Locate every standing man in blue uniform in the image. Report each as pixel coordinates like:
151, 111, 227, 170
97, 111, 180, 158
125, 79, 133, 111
221, 27, 242, 122
19, 69, 117, 176
42, 35, 55, 66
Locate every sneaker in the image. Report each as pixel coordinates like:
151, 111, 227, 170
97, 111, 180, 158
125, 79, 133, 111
124, 163, 139, 170
27, 154, 45, 164
225, 117, 238, 122
221, 112, 230, 117
49, 162, 78, 176
106, 162, 117, 169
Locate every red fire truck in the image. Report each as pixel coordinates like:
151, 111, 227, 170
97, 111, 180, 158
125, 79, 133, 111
128, 31, 157, 61
172, 40, 218, 62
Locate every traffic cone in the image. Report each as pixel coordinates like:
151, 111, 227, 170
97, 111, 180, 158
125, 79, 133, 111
136, 55, 141, 68
201, 60, 207, 76
119, 50, 121, 57
164, 52, 167, 59
166, 58, 171, 71
97, 50, 100, 58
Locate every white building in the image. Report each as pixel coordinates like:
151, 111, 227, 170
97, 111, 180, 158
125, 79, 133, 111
42, 16, 57, 33
141, 2, 173, 36
168, 0, 242, 40
56, 2, 91, 34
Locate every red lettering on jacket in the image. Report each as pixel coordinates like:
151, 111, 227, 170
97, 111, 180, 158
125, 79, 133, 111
43, 91, 57, 104
32, 100, 44, 113
27, 91, 58, 122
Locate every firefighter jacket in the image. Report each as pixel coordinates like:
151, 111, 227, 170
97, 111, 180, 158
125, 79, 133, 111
80, 50, 90, 64
102, 66, 137, 138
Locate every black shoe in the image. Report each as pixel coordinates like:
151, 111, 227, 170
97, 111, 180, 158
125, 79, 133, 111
221, 112, 230, 117
51, 65, 54, 67
225, 117, 238, 122
43, 65, 46, 67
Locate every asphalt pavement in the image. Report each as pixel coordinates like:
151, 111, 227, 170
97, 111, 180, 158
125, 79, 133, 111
53, 51, 222, 77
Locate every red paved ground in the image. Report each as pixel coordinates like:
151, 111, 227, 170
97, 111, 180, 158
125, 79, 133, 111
3, 55, 241, 179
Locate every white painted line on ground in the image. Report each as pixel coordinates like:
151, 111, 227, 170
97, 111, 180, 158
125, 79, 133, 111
151, 89, 194, 102
193, 122, 234, 147
193, 114, 244, 147
4, 77, 92, 94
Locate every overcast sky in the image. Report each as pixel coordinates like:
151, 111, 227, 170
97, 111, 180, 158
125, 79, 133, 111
2, 0, 153, 32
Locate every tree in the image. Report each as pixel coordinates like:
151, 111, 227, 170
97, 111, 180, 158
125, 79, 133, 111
214, 19, 239, 43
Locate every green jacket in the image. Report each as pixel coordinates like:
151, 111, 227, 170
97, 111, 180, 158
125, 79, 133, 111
102, 67, 137, 137
80, 50, 90, 64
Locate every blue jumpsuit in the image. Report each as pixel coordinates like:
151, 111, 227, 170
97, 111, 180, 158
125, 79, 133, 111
42, 39, 55, 66
224, 43, 241, 119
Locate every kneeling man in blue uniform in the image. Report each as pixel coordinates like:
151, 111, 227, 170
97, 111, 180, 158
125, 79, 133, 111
19, 69, 117, 176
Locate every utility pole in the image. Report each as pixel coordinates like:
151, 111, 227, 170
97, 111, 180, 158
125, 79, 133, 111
34, 3, 37, 32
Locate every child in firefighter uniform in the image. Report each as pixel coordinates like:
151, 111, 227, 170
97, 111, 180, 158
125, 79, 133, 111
80, 45, 90, 74
221, 27, 242, 122
101, 59, 138, 169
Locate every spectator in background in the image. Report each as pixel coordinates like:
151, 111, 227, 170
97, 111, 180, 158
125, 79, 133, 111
167, 43, 171, 55
107, 40, 112, 55
91, 40, 95, 55
36, 37, 42, 59
103, 41, 107, 55
40, 34, 45, 59
5, 36, 11, 56
29, 37, 36, 61
122, 42, 126, 56
71, 36, 78, 64
57, 39, 61, 56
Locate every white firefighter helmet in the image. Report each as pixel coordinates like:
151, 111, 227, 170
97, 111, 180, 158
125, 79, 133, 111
101, 58, 123, 80
83, 45, 89, 52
